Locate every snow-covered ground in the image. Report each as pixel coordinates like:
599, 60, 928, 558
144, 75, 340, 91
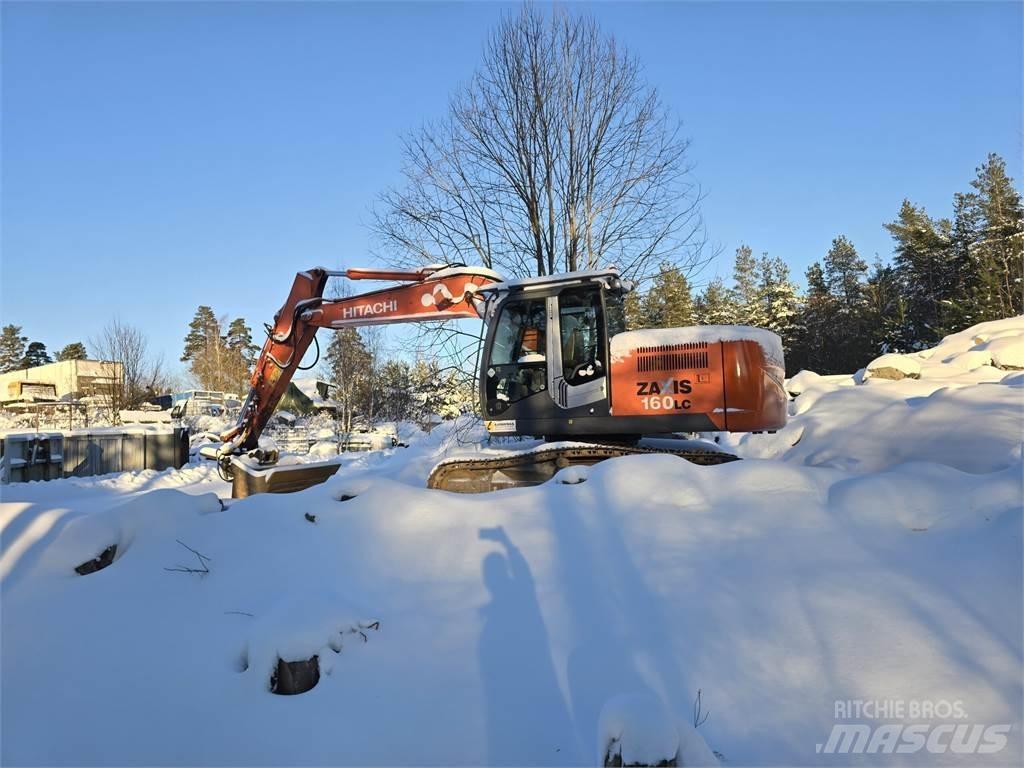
2, 318, 1021, 766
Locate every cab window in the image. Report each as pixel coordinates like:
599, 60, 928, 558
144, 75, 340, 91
558, 287, 605, 385
485, 298, 548, 415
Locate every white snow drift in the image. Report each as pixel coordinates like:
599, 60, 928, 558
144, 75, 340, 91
1, 317, 1021, 766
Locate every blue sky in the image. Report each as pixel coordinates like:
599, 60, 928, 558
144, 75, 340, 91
2, 1, 1020, 378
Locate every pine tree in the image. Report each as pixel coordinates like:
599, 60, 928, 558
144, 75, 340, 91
20, 341, 52, 368
181, 306, 233, 391
883, 200, 956, 344
965, 153, 1023, 320
0, 325, 28, 373
225, 318, 259, 393
693, 277, 738, 325
640, 262, 694, 328
825, 237, 874, 370
864, 260, 913, 353
789, 262, 834, 373
823, 235, 867, 308
56, 342, 88, 361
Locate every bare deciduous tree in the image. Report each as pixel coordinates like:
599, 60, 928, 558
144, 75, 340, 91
91, 318, 165, 421
374, 4, 709, 282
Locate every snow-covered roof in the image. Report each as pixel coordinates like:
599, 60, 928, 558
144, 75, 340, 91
291, 378, 342, 410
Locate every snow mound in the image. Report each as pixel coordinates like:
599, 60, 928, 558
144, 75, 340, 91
734, 317, 1024, 473
919, 315, 1024, 379
980, 334, 1024, 370
597, 692, 682, 766
307, 440, 340, 459
865, 352, 921, 380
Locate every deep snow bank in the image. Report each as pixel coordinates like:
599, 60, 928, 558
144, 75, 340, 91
2, 451, 1021, 765
726, 316, 1024, 473
1, 320, 1022, 766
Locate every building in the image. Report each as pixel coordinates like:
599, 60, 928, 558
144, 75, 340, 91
290, 378, 342, 415
169, 390, 241, 418
0, 359, 123, 404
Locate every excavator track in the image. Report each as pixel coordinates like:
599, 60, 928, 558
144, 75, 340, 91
427, 441, 739, 493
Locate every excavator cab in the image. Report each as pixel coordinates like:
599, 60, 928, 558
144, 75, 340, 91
480, 270, 627, 439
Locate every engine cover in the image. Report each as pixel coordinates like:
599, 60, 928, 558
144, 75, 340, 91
608, 328, 787, 432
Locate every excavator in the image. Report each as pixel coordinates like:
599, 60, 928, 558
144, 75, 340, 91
207, 264, 787, 494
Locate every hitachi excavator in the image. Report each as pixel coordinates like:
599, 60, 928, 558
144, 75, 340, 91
208, 264, 787, 493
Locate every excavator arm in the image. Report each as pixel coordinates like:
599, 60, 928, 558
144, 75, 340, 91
216, 264, 502, 456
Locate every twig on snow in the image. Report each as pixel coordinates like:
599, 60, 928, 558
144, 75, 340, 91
693, 688, 710, 728
164, 539, 212, 576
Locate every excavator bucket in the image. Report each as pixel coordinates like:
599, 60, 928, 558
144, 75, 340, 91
230, 457, 341, 499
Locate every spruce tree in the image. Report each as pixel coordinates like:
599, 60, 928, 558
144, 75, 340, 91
640, 263, 694, 328
623, 290, 645, 330
324, 328, 372, 431
0, 325, 28, 373
950, 190, 984, 327
757, 254, 800, 351
731, 245, 764, 326
56, 342, 88, 361
693, 277, 738, 325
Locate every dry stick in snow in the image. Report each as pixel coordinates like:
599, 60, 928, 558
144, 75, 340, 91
693, 688, 710, 729
164, 539, 212, 576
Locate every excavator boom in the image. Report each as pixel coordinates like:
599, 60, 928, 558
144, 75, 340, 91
218, 265, 501, 454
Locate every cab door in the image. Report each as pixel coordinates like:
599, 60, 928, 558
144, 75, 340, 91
545, 285, 608, 409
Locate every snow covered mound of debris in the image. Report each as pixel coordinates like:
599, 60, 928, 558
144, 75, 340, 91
858, 315, 1024, 383
728, 316, 1024, 473
865, 352, 922, 380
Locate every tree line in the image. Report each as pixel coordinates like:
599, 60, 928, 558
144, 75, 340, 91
179, 306, 259, 395
0, 319, 167, 420
0, 329, 87, 373
323, 327, 474, 431
624, 153, 1022, 375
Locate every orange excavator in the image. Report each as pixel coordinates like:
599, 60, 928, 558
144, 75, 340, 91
210, 264, 787, 493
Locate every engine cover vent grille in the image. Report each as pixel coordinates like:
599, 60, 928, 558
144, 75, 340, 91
635, 342, 709, 372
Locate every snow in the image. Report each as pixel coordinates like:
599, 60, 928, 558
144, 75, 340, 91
865, 352, 922, 379
610, 325, 785, 369
1, 318, 1022, 765
597, 692, 679, 766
